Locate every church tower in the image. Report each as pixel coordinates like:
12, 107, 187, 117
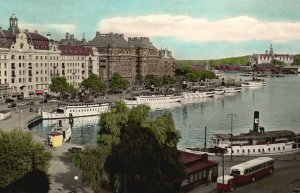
8, 13, 20, 34
269, 44, 274, 56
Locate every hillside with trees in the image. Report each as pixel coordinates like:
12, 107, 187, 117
177, 55, 250, 69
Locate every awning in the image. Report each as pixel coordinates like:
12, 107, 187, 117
28, 91, 35, 95
35, 89, 44, 94
11, 92, 22, 96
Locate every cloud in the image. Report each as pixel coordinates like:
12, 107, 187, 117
99, 14, 300, 42
19, 23, 76, 33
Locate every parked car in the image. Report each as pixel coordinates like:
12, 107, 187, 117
8, 102, 16, 108
26, 101, 35, 105
5, 98, 15, 103
39, 99, 48, 104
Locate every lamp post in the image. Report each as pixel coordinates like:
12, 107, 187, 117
228, 113, 237, 161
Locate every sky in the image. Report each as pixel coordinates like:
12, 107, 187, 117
1, 0, 300, 59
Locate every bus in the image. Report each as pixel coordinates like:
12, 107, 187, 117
217, 157, 274, 191
230, 157, 274, 184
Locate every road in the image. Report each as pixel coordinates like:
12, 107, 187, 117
189, 155, 300, 193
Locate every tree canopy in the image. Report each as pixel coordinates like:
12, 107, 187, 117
81, 74, 106, 93
0, 130, 52, 191
72, 101, 184, 193
110, 73, 129, 93
293, 54, 300, 65
144, 74, 177, 88
176, 64, 216, 82
49, 76, 76, 95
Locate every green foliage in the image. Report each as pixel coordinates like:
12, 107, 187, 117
162, 75, 177, 85
293, 54, 300, 65
81, 74, 106, 93
145, 74, 162, 88
177, 63, 215, 82
272, 59, 286, 66
208, 56, 250, 68
110, 73, 129, 92
72, 102, 184, 193
0, 130, 52, 189
49, 76, 76, 94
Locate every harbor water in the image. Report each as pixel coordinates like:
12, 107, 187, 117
30, 73, 300, 147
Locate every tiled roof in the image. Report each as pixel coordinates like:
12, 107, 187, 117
89, 33, 129, 48
58, 44, 94, 56
0, 29, 49, 50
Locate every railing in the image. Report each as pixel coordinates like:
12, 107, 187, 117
27, 115, 42, 129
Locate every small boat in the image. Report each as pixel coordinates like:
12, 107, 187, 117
214, 88, 225, 95
224, 87, 242, 93
241, 81, 266, 87
123, 95, 182, 106
42, 102, 111, 119
181, 91, 215, 99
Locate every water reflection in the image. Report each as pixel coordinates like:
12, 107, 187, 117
31, 74, 300, 147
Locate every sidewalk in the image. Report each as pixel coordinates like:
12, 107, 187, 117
0, 103, 93, 193
188, 182, 218, 193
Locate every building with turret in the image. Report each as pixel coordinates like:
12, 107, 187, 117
0, 14, 99, 99
250, 44, 294, 65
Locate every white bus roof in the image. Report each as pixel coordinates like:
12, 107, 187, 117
230, 157, 273, 172
217, 175, 234, 184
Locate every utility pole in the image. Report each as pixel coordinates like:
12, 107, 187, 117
204, 126, 207, 149
228, 113, 237, 161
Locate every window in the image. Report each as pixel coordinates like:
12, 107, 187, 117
253, 149, 255, 153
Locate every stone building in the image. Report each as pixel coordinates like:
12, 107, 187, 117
250, 44, 294, 65
89, 32, 175, 84
0, 14, 99, 99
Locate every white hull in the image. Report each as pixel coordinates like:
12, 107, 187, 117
182, 91, 215, 99
42, 103, 110, 119
224, 87, 242, 93
222, 142, 300, 156
124, 95, 182, 106
214, 89, 225, 95
241, 81, 266, 87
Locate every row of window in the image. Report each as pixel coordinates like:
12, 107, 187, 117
0, 54, 92, 61
244, 161, 273, 175
188, 170, 207, 184
69, 107, 107, 113
232, 146, 285, 154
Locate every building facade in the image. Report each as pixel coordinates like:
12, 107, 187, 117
251, 45, 294, 65
0, 14, 99, 99
89, 32, 176, 84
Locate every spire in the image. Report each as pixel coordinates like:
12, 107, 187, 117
82, 32, 86, 42
270, 44, 274, 56
8, 13, 19, 34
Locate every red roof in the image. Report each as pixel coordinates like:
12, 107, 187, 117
180, 151, 202, 164
58, 45, 94, 56
185, 160, 217, 174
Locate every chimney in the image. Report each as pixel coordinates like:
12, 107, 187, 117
47, 32, 52, 40
24, 29, 28, 33
66, 32, 70, 39
34, 30, 38, 34
253, 111, 259, 132
96, 31, 100, 37
0, 27, 2, 31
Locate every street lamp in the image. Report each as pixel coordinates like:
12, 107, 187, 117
228, 113, 237, 161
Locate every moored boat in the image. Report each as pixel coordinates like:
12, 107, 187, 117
214, 88, 225, 95
123, 95, 182, 106
224, 87, 242, 93
241, 80, 266, 87
211, 111, 300, 156
181, 91, 215, 99
42, 102, 111, 119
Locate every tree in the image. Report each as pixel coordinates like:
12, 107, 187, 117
293, 54, 300, 65
81, 74, 106, 94
110, 73, 129, 93
0, 130, 52, 191
72, 102, 184, 193
144, 74, 162, 88
272, 59, 286, 66
162, 75, 177, 85
49, 76, 76, 98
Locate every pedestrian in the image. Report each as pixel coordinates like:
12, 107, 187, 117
208, 169, 212, 182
